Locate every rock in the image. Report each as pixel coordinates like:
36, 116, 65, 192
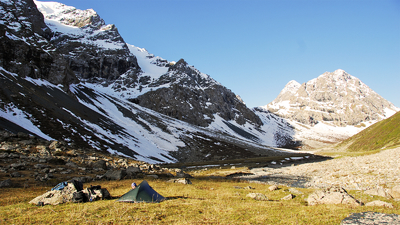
36, 145, 51, 156
125, 166, 141, 177
269, 185, 279, 191
49, 140, 65, 150
289, 188, 303, 195
168, 178, 192, 185
72, 176, 93, 183
0, 179, 12, 188
34, 164, 49, 169
365, 200, 394, 208
244, 186, 254, 190
176, 171, 193, 178
341, 212, 400, 225
246, 193, 268, 201
10, 172, 22, 177
146, 175, 158, 179
0, 153, 9, 159
364, 186, 392, 198
29, 182, 78, 205
103, 170, 126, 180
66, 162, 78, 168
92, 160, 107, 170
0, 143, 17, 151
10, 163, 26, 170
307, 186, 361, 206
281, 194, 295, 200
388, 185, 400, 200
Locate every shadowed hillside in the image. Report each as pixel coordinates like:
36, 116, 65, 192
338, 111, 400, 152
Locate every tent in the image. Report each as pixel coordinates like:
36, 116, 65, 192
117, 180, 166, 203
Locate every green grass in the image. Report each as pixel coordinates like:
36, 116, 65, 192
337, 111, 400, 152
1, 178, 399, 224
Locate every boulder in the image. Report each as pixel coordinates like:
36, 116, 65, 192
29, 182, 78, 205
289, 188, 303, 195
307, 186, 361, 206
281, 194, 295, 200
168, 178, 192, 185
388, 185, 400, 200
268, 185, 279, 191
175, 171, 193, 178
0, 179, 12, 188
365, 200, 394, 208
246, 193, 268, 201
126, 166, 141, 177
10, 172, 22, 177
103, 170, 126, 180
341, 212, 400, 225
10, 163, 26, 170
92, 160, 107, 170
36, 145, 51, 156
364, 186, 392, 199
34, 164, 49, 169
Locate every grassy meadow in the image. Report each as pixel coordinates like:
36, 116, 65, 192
1, 177, 399, 225
338, 111, 400, 152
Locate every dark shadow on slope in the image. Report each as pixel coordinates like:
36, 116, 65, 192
222, 121, 260, 142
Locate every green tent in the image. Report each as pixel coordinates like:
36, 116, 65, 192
117, 180, 166, 203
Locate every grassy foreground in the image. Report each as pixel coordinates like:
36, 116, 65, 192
1, 178, 399, 224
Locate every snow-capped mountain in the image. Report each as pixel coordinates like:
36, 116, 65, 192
0, 0, 298, 163
260, 69, 399, 148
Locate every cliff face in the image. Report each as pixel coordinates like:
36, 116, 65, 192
34, 0, 141, 81
0, 0, 77, 92
264, 69, 399, 126
130, 59, 263, 127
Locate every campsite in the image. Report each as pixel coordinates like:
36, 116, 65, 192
1, 168, 400, 224
0, 131, 399, 224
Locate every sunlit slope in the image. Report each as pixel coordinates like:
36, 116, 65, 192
338, 111, 400, 152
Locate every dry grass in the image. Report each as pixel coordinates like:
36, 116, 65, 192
1, 178, 399, 224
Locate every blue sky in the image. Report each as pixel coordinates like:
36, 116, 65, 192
39, 0, 400, 108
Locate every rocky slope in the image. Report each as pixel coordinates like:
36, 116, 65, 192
0, 0, 299, 163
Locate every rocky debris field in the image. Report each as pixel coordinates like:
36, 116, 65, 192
239, 147, 400, 201
0, 131, 185, 188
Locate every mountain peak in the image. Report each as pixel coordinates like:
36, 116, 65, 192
282, 80, 301, 94
34, 1, 104, 28
265, 70, 399, 127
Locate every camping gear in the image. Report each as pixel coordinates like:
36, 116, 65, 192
51, 181, 68, 191
51, 179, 83, 191
117, 180, 165, 203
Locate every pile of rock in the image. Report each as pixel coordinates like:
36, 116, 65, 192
0, 131, 182, 187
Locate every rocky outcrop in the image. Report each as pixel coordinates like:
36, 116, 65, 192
264, 69, 399, 126
0, 0, 78, 91
131, 59, 263, 127
341, 212, 400, 225
34, 1, 141, 81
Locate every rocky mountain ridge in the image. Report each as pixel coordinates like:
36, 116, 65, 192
261, 69, 399, 148
0, 0, 299, 163
264, 69, 398, 126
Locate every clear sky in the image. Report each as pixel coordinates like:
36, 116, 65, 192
38, 0, 400, 108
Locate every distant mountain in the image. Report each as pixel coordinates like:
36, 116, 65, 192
0, 0, 298, 163
337, 111, 400, 152
260, 69, 399, 149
